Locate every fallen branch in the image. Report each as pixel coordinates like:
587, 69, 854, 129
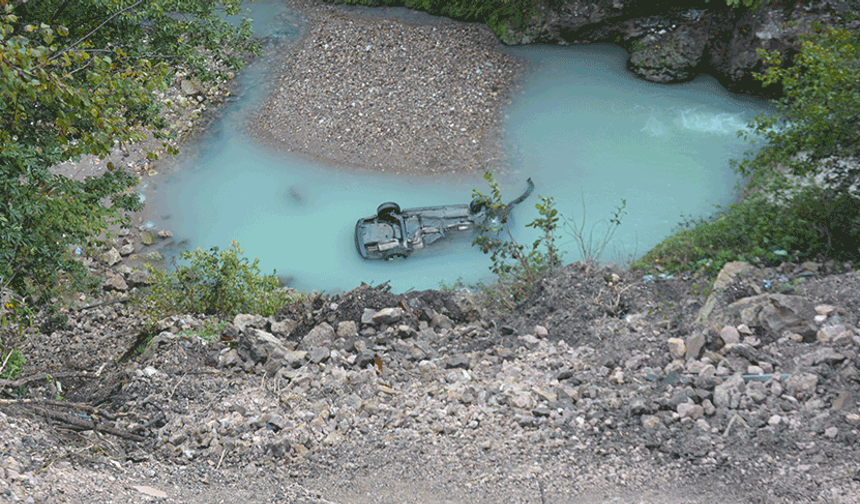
31, 405, 144, 442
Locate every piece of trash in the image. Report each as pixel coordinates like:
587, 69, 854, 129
131, 485, 167, 498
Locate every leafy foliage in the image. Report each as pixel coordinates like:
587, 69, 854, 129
472, 172, 563, 304
737, 24, 860, 194
0, 0, 258, 302
0, 349, 25, 380
634, 187, 860, 276
335, 0, 534, 41
139, 241, 295, 319
705, 0, 769, 9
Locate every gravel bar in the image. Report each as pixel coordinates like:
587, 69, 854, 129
251, 4, 526, 174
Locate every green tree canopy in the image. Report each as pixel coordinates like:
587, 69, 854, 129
0, 0, 258, 300
738, 24, 860, 194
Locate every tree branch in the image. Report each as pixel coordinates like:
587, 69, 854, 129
49, 0, 145, 63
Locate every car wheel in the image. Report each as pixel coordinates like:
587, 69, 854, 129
385, 253, 408, 261
377, 202, 401, 221
469, 197, 488, 214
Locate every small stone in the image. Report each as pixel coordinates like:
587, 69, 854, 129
119, 243, 135, 256
720, 326, 740, 346
642, 415, 663, 430
817, 325, 850, 344
157, 229, 173, 238
103, 273, 128, 292
140, 230, 156, 246
127, 269, 151, 286
768, 415, 782, 427
714, 373, 745, 409
677, 402, 703, 420
685, 332, 706, 360
824, 427, 838, 438
445, 355, 471, 369
308, 346, 330, 364
845, 413, 860, 426
301, 322, 335, 349
534, 325, 548, 338
815, 304, 837, 316
747, 365, 764, 375
737, 324, 753, 335
785, 372, 818, 401
371, 307, 404, 325
667, 338, 686, 359
746, 382, 767, 403
609, 368, 624, 384
337, 321, 358, 338
103, 247, 122, 266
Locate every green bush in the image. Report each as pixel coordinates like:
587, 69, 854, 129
336, 0, 535, 41
139, 241, 294, 319
634, 187, 860, 276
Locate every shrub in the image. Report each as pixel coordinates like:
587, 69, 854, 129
139, 241, 294, 319
634, 186, 860, 276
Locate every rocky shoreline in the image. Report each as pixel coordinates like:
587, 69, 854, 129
250, 3, 525, 174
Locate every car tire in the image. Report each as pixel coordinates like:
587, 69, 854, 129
469, 197, 488, 214
377, 202, 401, 221
385, 252, 408, 261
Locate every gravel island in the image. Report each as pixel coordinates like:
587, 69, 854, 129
251, 4, 525, 174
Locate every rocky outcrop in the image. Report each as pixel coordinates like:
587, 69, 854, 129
515, 0, 855, 92
333, 0, 858, 93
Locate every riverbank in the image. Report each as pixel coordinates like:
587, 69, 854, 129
250, 2, 526, 174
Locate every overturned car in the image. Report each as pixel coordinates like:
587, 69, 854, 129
355, 178, 534, 260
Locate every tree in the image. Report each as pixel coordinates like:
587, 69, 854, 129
737, 24, 860, 194
0, 0, 258, 301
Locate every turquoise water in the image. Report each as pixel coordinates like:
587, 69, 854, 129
142, 3, 772, 293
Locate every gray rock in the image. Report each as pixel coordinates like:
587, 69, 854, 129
337, 320, 358, 338
239, 328, 287, 364
745, 381, 767, 403
361, 308, 376, 326
102, 273, 128, 292
270, 319, 297, 337
685, 332, 706, 361
785, 372, 819, 401
759, 294, 817, 342
720, 326, 740, 346
444, 355, 471, 370
356, 349, 376, 369
301, 322, 335, 350
127, 269, 151, 286
103, 247, 122, 266
308, 346, 330, 364
371, 307, 403, 326
233, 314, 265, 333
119, 243, 135, 256
714, 373, 745, 409
799, 347, 846, 367
430, 313, 453, 331
444, 291, 481, 322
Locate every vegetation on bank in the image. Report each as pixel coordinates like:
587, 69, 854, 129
0, 0, 259, 306
138, 242, 296, 320
636, 23, 860, 276
334, 0, 534, 42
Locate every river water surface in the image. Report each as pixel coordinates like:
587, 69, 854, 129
142, 1, 772, 293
